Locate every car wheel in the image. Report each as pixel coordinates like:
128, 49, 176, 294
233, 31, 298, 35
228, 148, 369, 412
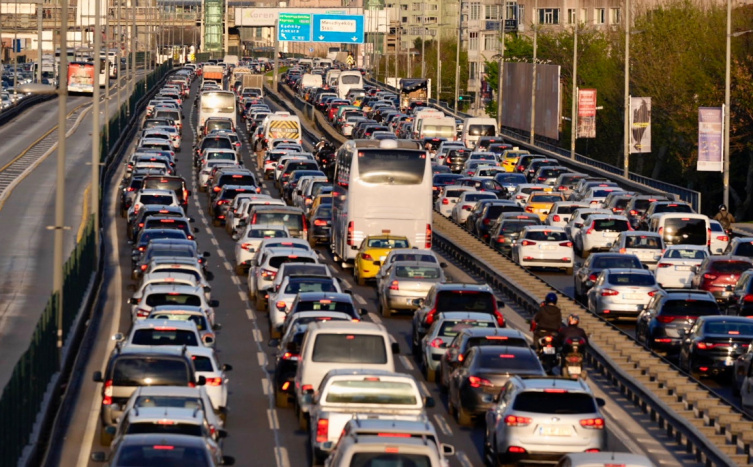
275, 389, 290, 408
457, 405, 473, 427
235, 264, 246, 276
297, 406, 308, 431
381, 302, 392, 318
99, 423, 113, 446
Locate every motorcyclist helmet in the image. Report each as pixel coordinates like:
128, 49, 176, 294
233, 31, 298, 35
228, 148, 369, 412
545, 292, 558, 305
567, 314, 580, 326
719, 204, 727, 212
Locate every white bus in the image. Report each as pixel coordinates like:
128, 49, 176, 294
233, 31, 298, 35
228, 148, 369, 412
67, 59, 109, 94
332, 139, 433, 264
101, 49, 119, 78
327, 47, 340, 61
198, 90, 237, 131
336, 70, 363, 100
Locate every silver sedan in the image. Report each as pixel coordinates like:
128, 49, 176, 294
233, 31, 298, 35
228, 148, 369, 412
586, 268, 659, 320
377, 261, 445, 318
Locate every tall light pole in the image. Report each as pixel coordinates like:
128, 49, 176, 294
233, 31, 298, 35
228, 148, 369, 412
92, 0, 101, 252
623, 0, 631, 178
453, 0, 461, 113
421, 26, 425, 79
570, 0, 578, 159
37, 0, 43, 83
529, 0, 538, 144
496, 2, 506, 127
723, 0, 731, 207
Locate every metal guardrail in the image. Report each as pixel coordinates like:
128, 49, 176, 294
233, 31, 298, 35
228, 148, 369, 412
363, 77, 702, 212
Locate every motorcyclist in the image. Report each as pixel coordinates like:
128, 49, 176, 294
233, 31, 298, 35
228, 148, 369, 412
557, 314, 588, 347
532, 292, 562, 350
314, 137, 329, 153
714, 204, 735, 232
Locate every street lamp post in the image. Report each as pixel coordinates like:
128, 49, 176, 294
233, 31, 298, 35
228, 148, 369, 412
92, 0, 101, 253
529, 0, 538, 145
453, 1, 462, 113
570, 0, 578, 159
623, 0, 630, 178
421, 26, 425, 79
496, 2, 506, 127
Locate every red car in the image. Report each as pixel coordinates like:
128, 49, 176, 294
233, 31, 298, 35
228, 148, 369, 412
327, 101, 349, 122
691, 255, 753, 303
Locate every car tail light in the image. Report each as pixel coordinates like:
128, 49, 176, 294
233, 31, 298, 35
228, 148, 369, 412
537, 177, 547, 181
362, 254, 374, 261
496, 236, 506, 243
580, 418, 605, 429
389, 280, 399, 291
586, 225, 595, 235
281, 352, 299, 361
648, 290, 659, 297
468, 375, 493, 388
140, 264, 148, 271
426, 224, 432, 248
553, 214, 561, 222
656, 315, 678, 323
347, 221, 355, 246
703, 273, 717, 280
559, 241, 573, 247
508, 446, 527, 453
241, 243, 253, 251
102, 380, 113, 405
504, 415, 532, 426
314, 219, 327, 226
743, 294, 753, 302
316, 419, 329, 443
136, 308, 150, 318
600, 289, 619, 296
261, 268, 276, 279
708, 228, 712, 246
588, 273, 598, 282
521, 240, 536, 246
657, 263, 673, 268
557, 186, 566, 191
441, 198, 450, 205
658, 227, 663, 235
206, 377, 223, 386
213, 186, 221, 192
430, 338, 444, 348
717, 235, 730, 241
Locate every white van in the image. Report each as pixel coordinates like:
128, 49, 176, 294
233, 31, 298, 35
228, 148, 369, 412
647, 213, 711, 247
318, 59, 333, 69
326, 69, 341, 87
418, 116, 456, 140
293, 321, 398, 420
300, 73, 323, 90
462, 117, 498, 148
262, 115, 302, 147
336, 70, 363, 99
411, 109, 444, 138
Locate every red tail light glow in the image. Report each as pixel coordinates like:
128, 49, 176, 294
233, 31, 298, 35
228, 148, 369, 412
103, 380, 113, 405
316, 419, 329, 443
468, 375, 493, 388
504, 415, 532, 426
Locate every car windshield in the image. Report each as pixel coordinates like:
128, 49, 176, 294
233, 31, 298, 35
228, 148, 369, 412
350, 453, 430, 467
312, 334, 387, 364
662, 299, 720, 317
113, 444, 210, 466
325, 380, 417, 405
357, 149, 426, 185
664, 249, 707, 260
625, 235, 662, 249
131, 329, 199, 346
435, 291, 495, 313
495, 174, 527, 185
734, 242, 753, 257
145, 293, 202, 307
395, 266, 441, 279
524, 230, 568, 241
284, 280, 337, 294
704, 321, 753, 335
112, 359, 189, 386
607, 273, 656, 286
366, 238, 409, 248
140, 195, 174, 205
711, 261, 752, 274
439, 320, 493, 337
512, 392, 597, 414
248, 229, 288, 239
126, 422, 203, 437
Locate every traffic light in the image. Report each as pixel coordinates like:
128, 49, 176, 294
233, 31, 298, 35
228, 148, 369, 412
458, 95, 472, 101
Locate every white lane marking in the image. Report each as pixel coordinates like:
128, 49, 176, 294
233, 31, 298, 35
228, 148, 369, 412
419, 381, 430, 397
456, 451, 473, 467
432, 414, 453, 437
398, 355, 415, 371
246, 308, 256, 320
274, 447, 291, 467
262, 378, 271, 395
238, 291, 247, 301
210, 237, 219, 246
253, 329, 263, 343
202, 217, 209, 225
368, 312, 382, 325
231, 276, 240, 285
340, 278, 353, 288
224, 262, 232, 271
354, 294, 367, 305
329, 265, 339, 276
216, 249, 225, 258
267, 408, 279, 430
258, 351, 268, 367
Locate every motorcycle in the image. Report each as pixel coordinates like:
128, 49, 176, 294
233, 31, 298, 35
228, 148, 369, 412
559, 337, 587, 379
537, 332, 559, 374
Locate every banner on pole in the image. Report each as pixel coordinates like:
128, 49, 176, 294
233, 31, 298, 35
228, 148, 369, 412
697, 106, 723, 172
629, 97, 651, 154
576, 88, 597, 139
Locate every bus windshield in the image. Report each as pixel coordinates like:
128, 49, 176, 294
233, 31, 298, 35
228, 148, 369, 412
201, 92, 235, 113
357, 149, 426, 185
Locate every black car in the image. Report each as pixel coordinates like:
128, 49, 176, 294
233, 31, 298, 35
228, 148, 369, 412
308, 205, 332, 246
635, 289, 721, 354
129, 205, 186, 241
573, 253, 644, 302
210, 185, 257, 226
432, 173, 463, 199
447, 346, 545, 426
283, 170, 326, 203
726, 270, 753, 316
119, 176, 145, 217
624, 195, 671, 228
679, 316, 753, 378
464, 199, 504, 234
445, 149, 471, 174
487, 213, 539, 254
141, 216, 198, 241
455, 177, 508, 199
471, 201, 524, 239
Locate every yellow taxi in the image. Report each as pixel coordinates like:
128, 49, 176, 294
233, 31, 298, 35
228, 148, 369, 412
500, 149, 530, 172
354, 235, 411, 286
524, 192, 566, 221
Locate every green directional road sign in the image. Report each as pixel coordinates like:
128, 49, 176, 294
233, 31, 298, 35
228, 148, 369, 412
278, 13, 312, 42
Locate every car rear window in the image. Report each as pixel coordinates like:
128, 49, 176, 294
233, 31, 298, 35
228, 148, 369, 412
513, 392, 597, 414
661, 299, 720, 317
284, 162, 319, 173
296, 300, 355, 313
625, 235, 662, 249
127, 422, 203, 437
704, 321, 753, 335
248, 229, 288, 239
143, 179, 184, 193
112, 358, 190, 386
488, 206, 524, 217
734, 242, 753, 257
395, 265, 441, 279
439, 320, 493, 337
131, 329, 199, 346
711, 261, 753, 274
656, 204, 694, 213
435, 291, 495, 313
465, 193, 497, 202
113, 445, 210, 466
593, 219, 629, 232
524, 230, 568, 242
529, 194, 562, 203
478, 352, 541, 371
134, 396, 203, 410
607, 273, 656, 286
325, 380, 417, 405
269, 255, 316, 269
140, 195, 174, 205
500, 220, 538, 233
202, 139, 233, 150
191, 355, 214, 372
555, 205, 584, 214
665, 249, 707, 260
312, 334, 387, 364
592, 256, 642, 269
367, 238, 410, 248
220, 175, 256, 188
467, 335, 528, 349
663, 218, 707, 245
350, 453, 430, 467
284, 279, 337, 294
147, 248, 193, 259
145, 293, 202, 307
255, 212, 304, 230
150, 313, 208, 331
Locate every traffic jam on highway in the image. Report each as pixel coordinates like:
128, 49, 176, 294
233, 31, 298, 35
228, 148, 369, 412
86, 54, 751, 467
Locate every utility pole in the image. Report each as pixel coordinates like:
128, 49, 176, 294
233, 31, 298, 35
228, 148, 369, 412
623, 0, 631, 178
529, 0, 538, 144
454, 0, 462, 113
570, 0, 578, 159
92, 0, 101, 252
496, 2, 506, 127
723, 0, 731, 207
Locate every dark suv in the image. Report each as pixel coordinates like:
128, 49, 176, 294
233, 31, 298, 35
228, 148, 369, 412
91, 346, 204, 445
411, 283, 506, 353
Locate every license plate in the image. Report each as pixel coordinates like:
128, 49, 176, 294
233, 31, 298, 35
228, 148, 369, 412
624, 293, 643, 300
725, 358, 735, 366
567, 366, 581, 374
675, 266, 692, 271
543, 347, 556, 354
539, 426, 571, 436
602, 232, 611, 237
540, 245, 556, 250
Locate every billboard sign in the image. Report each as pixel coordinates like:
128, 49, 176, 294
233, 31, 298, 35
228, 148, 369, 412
629, 97, 651, 154
278, 13, 312, 42
500, 62, 561, 141
697, 106, 723, 172
576, 88, 596, 139
67, 62, 94, 93
312, 14, 364, 43
236, 7, 360, 26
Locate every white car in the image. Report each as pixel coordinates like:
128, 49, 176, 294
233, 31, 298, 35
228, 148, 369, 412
511, 225, 574, 274
545, 201, 590, 228
434, 186, 474, 218
709, 220, 731, 254
129, 283, 218, 322
198, 160, 238, 191
127, 189, 179, 220
246, 243, 317, 307
654, 245, 709, 289
608, 231, 665, 270
450, 191, 497, 225
574, 214, 631, 258
234, 224, 291, 275
587, 268, 659, 319
187, 346, 232, 412
267, 275, 342, 338
564, 208, 612, 240
134, 271, 209, 302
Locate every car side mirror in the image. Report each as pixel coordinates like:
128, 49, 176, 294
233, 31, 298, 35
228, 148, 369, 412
90, 452, 107, 463
209, 299, 220, 307
442, 444, 456, 457
497, 300, 505, 309
203, 251, 211, 258
359, 308, 367, 316
222, 456, 236, 466
197, 375, 207, 386
424, 396, 435, 408
92, 371, 103, 383
111, 332, 125, 342
391, 342, 400, 354
217, 429, 228, 439
440, 262, 448, 268
596, 397, 606, 408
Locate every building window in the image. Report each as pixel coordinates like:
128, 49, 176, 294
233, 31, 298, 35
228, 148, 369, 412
567, 8, 576, 24
484, 34, 497, 50
505, 2, 517, 20
401, 16, 408, 22
485, 5, 498, 20
594, 8, 605, 24
580, 8, 587, 22
400, 3, 408, 10
470, 61, 477, 78
425, 16, 437, 23
427, 4, 438, 10
411, 3, 421, 10
518, 5, 524, 23
469, 31, 479, 50
470, 2, 481, 20
538, 8, 559, 24
610, 8, 620, 23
